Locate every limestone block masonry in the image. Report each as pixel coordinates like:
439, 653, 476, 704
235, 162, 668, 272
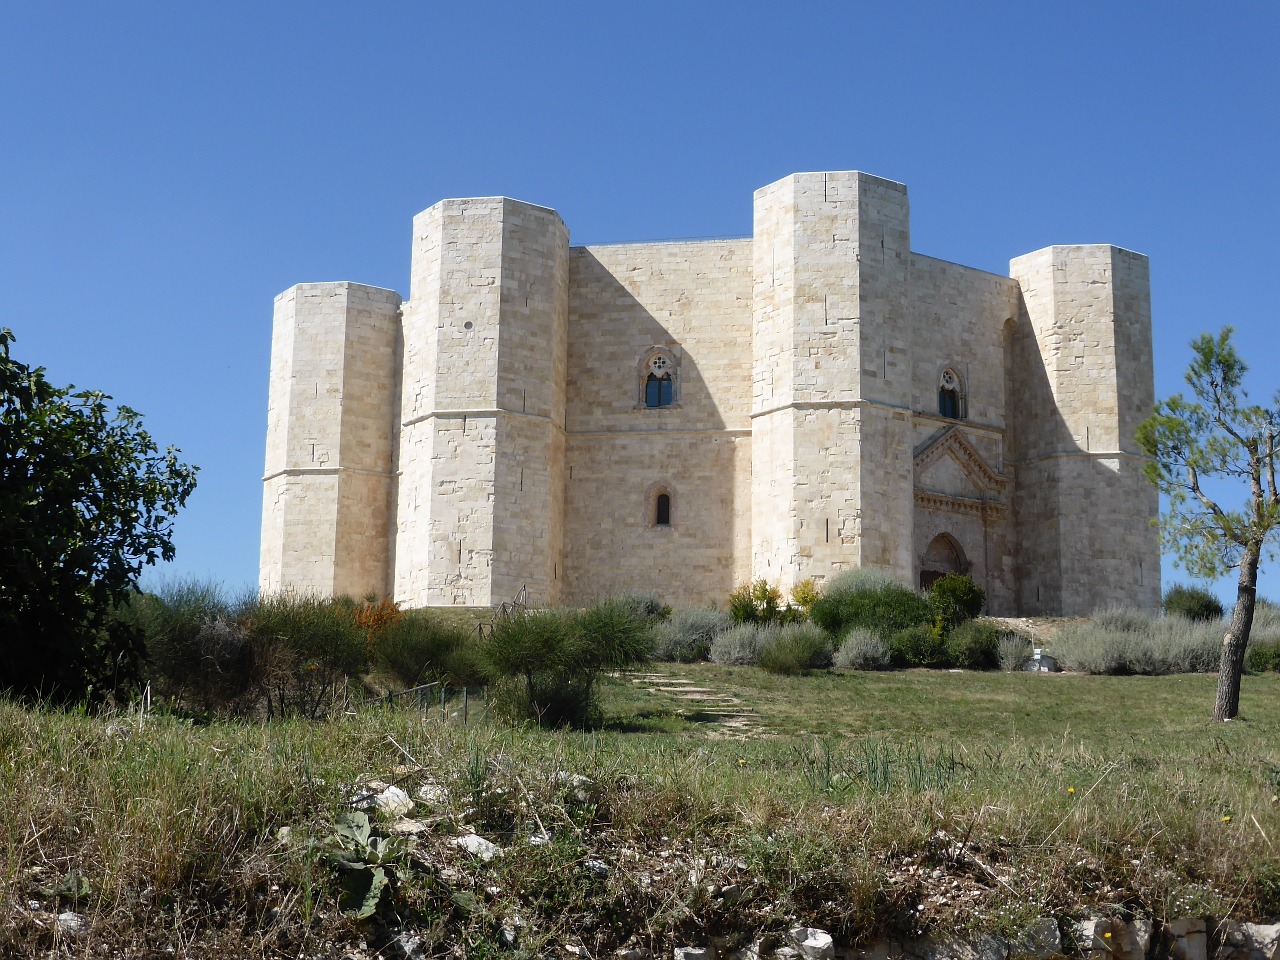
260, 172, 1161, 615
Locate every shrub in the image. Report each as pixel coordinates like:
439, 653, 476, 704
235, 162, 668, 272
129, 579, 240, 707
607, 592, 670, 623
373, 609, 478, 687
810, 570, 932, 637
888, 624, 949, 668
728, 579, 783, 625
833, 628, 891, 671
928, 574, 985, 630
482, 600, 649, 727
790, 578, 821, 613
757, 623, 833, 674
243, 592, 369, 718
1163, 585, 1225, 622
944, 620, 1001, 670
1247, 640, 1280, 674
997, 632, 1033, 671
1091, 605, 1153, 633
710, 623, 776, 666
651, 607, 732, 663
1051, 614, 1222, 675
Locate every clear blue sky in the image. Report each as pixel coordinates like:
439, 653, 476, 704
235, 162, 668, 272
3, 2, 1277, 605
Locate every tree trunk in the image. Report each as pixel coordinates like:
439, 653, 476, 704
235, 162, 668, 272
1214, 543, 1260, 721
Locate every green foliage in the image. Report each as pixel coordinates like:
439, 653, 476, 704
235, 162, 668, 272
810, 569, 933, 637
1136, 326, 1280, 719
606, 591, 670, 622
1247, 641, 1280, 674
928, 573, 985, 630
482, 600, 649, 727
728, 578, 784, 624
650, 607, 732, 663
832, 627, 891, 670
1137, 327, 1280, 580
1163, 584, 1225, 621
374, 609, 481, 687
756, 623, 833, 674
320, 810, 403, 919
0, 328, 198, 703
943, 620, 1002, 670
888, 624, 948, 668
789, 577, 821, 613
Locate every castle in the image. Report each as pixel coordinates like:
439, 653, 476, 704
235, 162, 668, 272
260, 170, 1160, 616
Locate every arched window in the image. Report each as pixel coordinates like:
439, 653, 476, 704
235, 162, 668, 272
647, 484, 674, 528
639, 349, 678, 408
938, 367, 966, 420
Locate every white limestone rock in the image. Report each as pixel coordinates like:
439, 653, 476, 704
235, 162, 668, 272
452, 833, 502, 861
788, 927, 835, 960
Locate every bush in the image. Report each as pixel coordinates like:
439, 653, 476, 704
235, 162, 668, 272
710, 623, 775, 666
944, 620, 1001, 670
482, 600, 650, 727
757, 623, 833, 675
833, 628, 891, 671
790, 578, 821, 613
1247, 640, 1280, 673
1051, 613, 1223, 675
997, 632, 1033, 671
244, 592, 369, 718
928, 574, 985, 630
129, 579, 241, 707
651, 607, 732, 663
607, 592, 670, 623
728, 579, 784, 625
810, 570, 933, 637
888, 624, 949, 668
373, 609, 479, 687
1163, 585, 1225, 622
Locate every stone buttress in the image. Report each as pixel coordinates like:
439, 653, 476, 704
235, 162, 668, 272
393, 198, 568, 607
260, 282, 400, 598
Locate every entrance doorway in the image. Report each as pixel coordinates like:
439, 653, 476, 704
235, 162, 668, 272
920, 534, 967, 590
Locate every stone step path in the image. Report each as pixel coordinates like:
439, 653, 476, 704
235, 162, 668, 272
626, 672, 765, 740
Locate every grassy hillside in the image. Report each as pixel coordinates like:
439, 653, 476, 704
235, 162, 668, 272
3, 667, 1278, 957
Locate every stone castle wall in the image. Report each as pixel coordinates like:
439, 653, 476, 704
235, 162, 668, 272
260, 172, 1162, 615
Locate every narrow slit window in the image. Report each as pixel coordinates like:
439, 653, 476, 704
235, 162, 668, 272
655, 493, 671, 526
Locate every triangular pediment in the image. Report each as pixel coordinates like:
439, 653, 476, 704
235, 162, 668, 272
913, 427, 1008, 501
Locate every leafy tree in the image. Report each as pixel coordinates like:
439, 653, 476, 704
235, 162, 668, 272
0, 328, 197, 702
1136, 327, 1279, 721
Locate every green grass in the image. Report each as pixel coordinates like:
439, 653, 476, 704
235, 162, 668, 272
3, 668, 1279, 957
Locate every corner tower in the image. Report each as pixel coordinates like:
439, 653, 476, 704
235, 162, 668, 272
260, 282, 401, 597
1008, 245, 1160, 614
393, 198, 569, 607
751, 171, 915, 591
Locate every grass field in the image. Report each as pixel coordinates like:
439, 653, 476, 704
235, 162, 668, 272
3, 667, 1278, 957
